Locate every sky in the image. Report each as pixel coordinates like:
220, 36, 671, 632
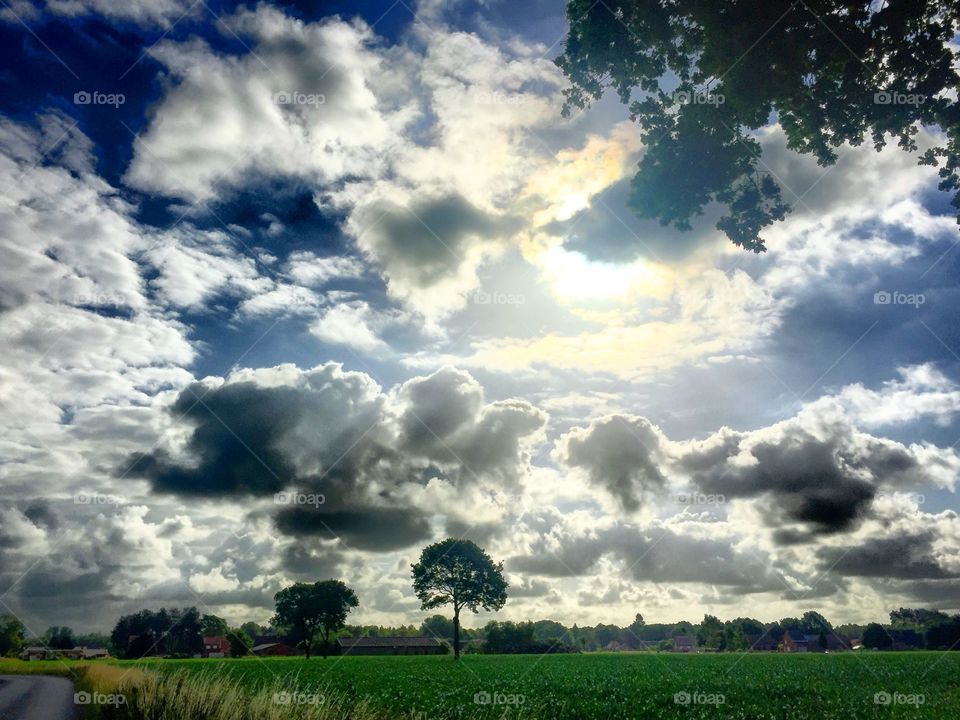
1, 0, 959, 636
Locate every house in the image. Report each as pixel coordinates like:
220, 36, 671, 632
58, 647, 85, 660
82, 647, 109, 659
672, 635, 694, 652
202, 636, 231, 658
252, 642, 295, 656
782, 630, 810, 652
338, 636, 447, 656
20, 647, 52, 661
744, 629, 780, 651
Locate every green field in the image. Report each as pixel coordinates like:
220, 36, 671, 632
122, 652, 960, 719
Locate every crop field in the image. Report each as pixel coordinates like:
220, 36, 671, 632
124, 652, 960, 719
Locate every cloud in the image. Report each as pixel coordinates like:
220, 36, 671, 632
310, 302, 390, 353
555, 390, 960, 541
509, 518, 789, 594
285, 252, 366, 287
124, 363, 546, 550
349, 193, 523, 317
555, 416, 668, 513
829, 364, 960, 428
818, 530, 960, 580
2, 0, 198, 27
124, 5, 404, 201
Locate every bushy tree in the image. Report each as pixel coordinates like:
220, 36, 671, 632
697, 614, 725, 650
227, 628, 253, 657
0, 615, 24, 657
272, 580, 358, 659
411, 539, 508, 659
45, 626, 76, 649
924, 616, 960, 650
200, 614, 229, 637
800, 611, 833, 635
420, 614, 456, 641
862, 623, 893, 650
110, 607, 202, 658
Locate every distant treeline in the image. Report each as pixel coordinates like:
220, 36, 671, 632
4, 606, 959, 658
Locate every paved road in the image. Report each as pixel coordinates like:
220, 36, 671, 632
0, 675, 80, 720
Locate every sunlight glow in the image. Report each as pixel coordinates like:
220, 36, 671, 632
538, 246, 671, 303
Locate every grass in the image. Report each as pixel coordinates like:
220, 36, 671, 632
129, 651, 960, 719
3, 652, 960, 718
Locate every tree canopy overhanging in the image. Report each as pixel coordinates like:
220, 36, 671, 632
556, 0, 960, 251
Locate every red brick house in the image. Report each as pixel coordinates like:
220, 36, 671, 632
202, 636, 230, 657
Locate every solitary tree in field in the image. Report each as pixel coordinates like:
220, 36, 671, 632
411, 539, 508, 659
272, 580, 359, 659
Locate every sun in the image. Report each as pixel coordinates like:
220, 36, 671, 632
538, 246, 672, 304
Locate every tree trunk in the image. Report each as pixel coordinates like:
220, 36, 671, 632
453, 607, 461, 660
304, 632, 312, 660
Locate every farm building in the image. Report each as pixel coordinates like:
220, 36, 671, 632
20, 645, 109, 661
202, 636, 231, 657
744, 630, 780, 651
672, 635, 694, 652
782, 631, 813, 652
782, 631, 852, 653
19, 647, 51, 661
252, 642, 296, 656
338, 636, 447, 656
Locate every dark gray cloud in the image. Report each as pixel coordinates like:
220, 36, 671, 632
125, 380, 308, 496
509, 522, 788, 594
557, 405, 958, 542
556, 416, 667, 513
124, 363, 545, 551
23, 500, 58, 531
279, 542, 345, 578
358, 194, 520, 289
275, 506, 432, 551
817, 530, 959, 580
